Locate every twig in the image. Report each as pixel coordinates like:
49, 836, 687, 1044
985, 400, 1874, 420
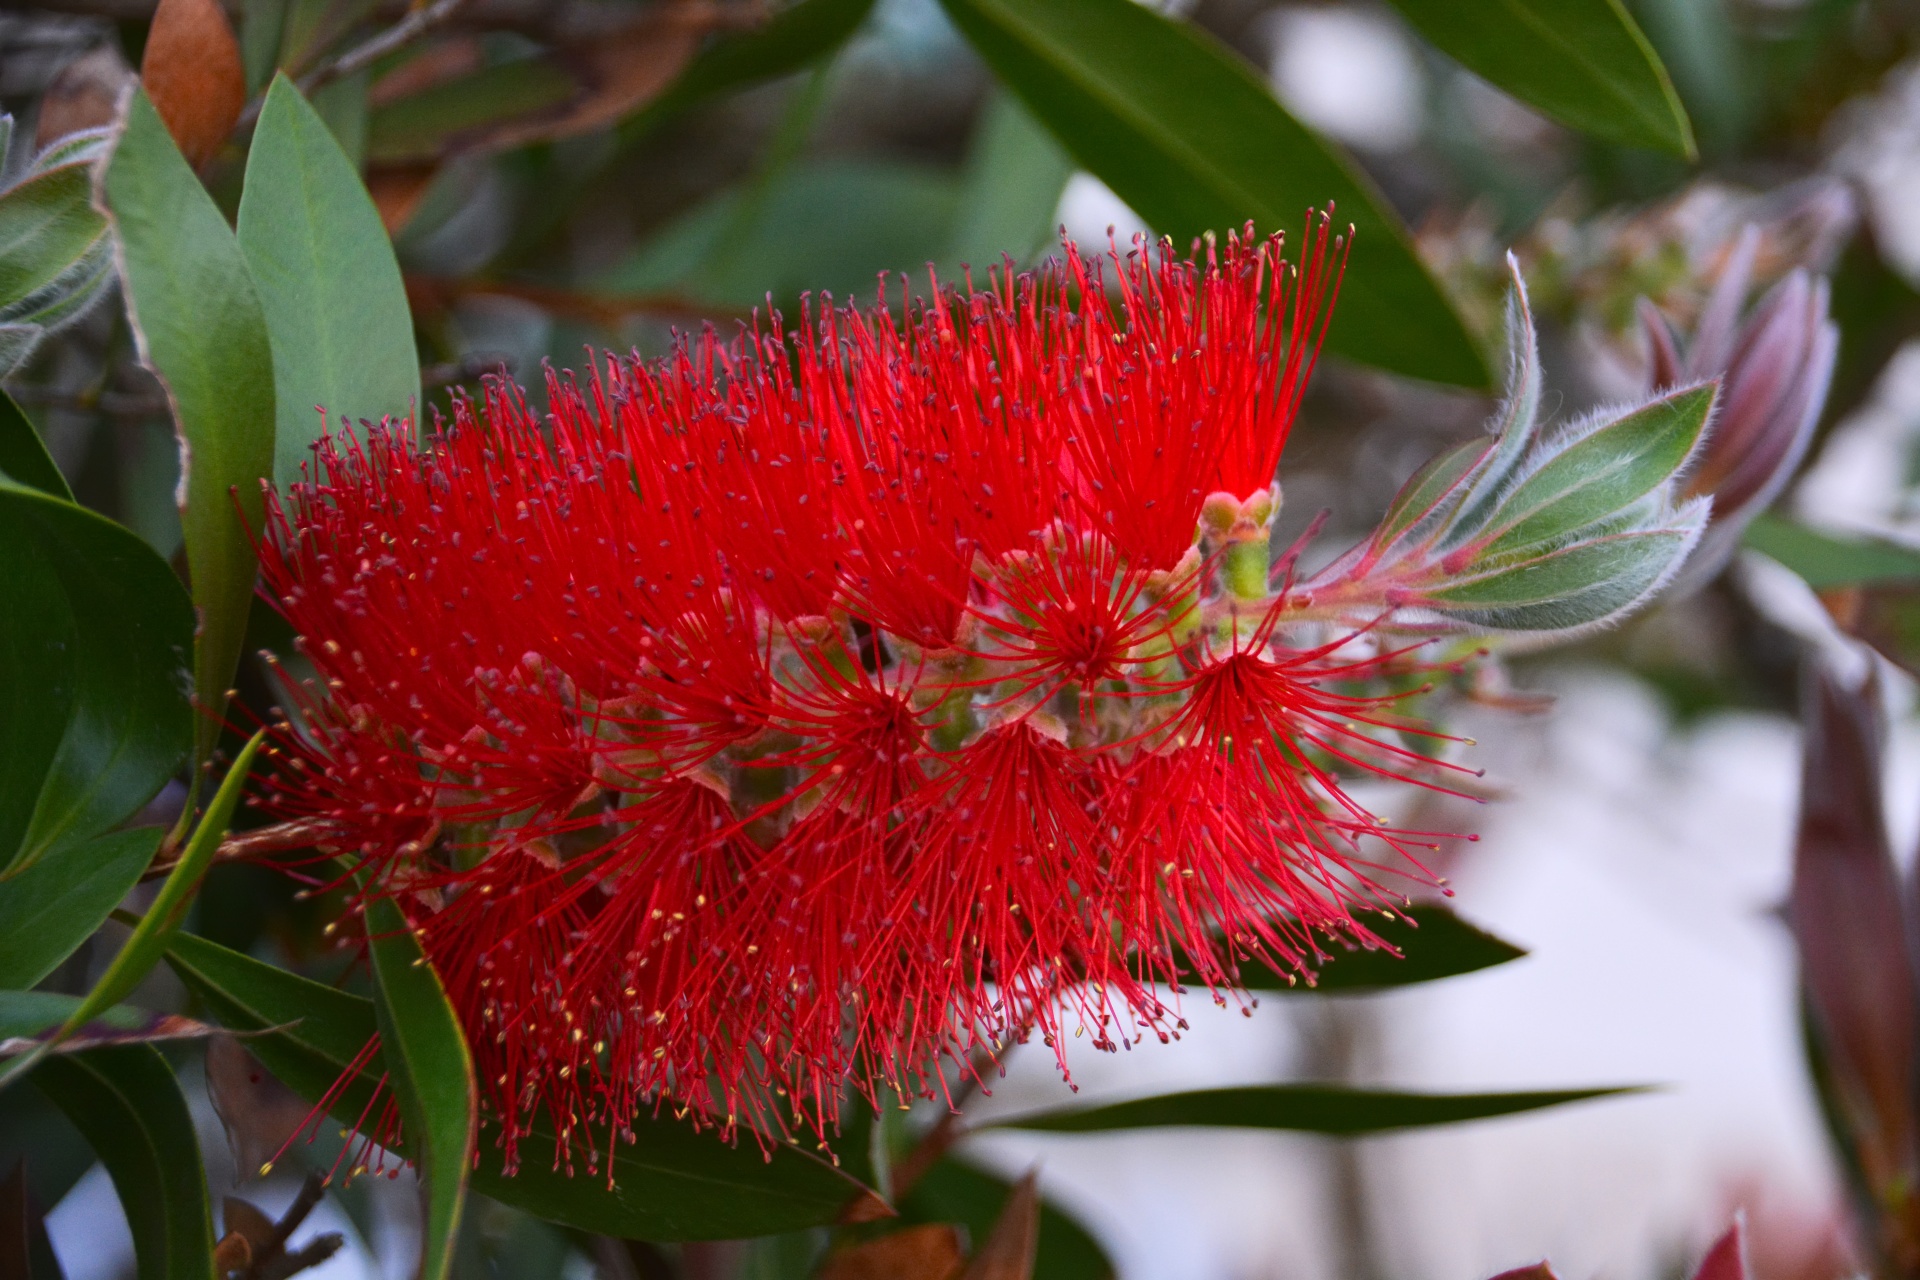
300, 0, 473, 99
140, 819, 334, 883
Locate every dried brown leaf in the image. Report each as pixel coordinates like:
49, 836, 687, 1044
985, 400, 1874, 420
819, 1225, 966, 1280
36, 44, 134, 147
469, 14, 701, 154
206, 1038, 313, 1182
140, 0, 247, 168
214, 1229, 254, 1276
960, 1170, 1039, 1280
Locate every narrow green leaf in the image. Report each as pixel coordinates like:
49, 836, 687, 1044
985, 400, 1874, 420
1223, 904, 1526, 994
0, 479, 192, 873
938, 0, 1487, 388
987, 1084, 1638, 1135
948, 92, 1074, 270
104, 87, 277, 768
1383, 0, 1693, 156
32, 1045, 217, 1280
901, 1158, 1112, 1280
1742, 513, 1920, 588
241, 75, 419, 484
23, 732, 265, 1082
0, 160, 109, 310
1426, 525, 1702, 631
630, 0, 881, 138
0, 827, 162, 990
0, 385, 71, 499
1479, 383, 1715, 558
361, 892, 475, 1280
165, 932, 884, 1239
366, 60, 578, 165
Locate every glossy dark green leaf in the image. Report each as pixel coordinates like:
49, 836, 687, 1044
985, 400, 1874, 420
0, 734, 263, 1094
104, 87, 277, 768
361, 891, 474, 1280
165, 932, 878, 1240
938, 0, 1487, 388
1742, 513, 1920, 588
1383, 0, 1692, 156
902, 1158, 1111, 1280
630, 0, 881, 137
987, 1084, 1636, 1135
240, 75, 419, 484
32, 1045, 216, 1280
0, 479, 192, 874
0, 386, 69, 499
0, 828, 162, 990
1219, 904, 1526, 994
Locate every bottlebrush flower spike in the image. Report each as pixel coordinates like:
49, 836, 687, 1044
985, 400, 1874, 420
1308, 256, 1715, 640
1640, 225, 1838, 593
252, 219, 1664, 1177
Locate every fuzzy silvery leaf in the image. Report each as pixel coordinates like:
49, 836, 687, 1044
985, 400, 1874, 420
1308, 259, 1715, 640
0, 120, 115, 349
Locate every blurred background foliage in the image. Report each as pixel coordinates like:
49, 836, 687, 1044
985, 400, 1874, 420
13, 0, 1920, 1277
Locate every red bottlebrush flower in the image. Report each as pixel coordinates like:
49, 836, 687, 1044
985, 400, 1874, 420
254, 215, 1465, 1169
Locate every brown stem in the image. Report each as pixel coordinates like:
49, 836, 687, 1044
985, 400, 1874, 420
140, 819, 333, 883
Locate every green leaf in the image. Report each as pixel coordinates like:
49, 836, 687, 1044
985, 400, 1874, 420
0, 827, 162, 990
0, 990, 213, 1053
0, 159, 110, 312
938, 0, 1487, 388
948, 92, 1074, 270
367, 60, 578, 165
241, 75, 419, 485
32, 1045, 217, 1280
1222, 904, 1525, 994
0, 385, 70, 498
104, 87, 277, 769
165, 932, 879, 1240
1478, 383, 1715, 558
0, 479, 192, 874
612, 159, 961, 308
1383, 0, 1693, 156
0, 732, 266, 1092
1742, 513, 1920, 589
1426, 526, 1703, 631
986, 1083, 1637, 1135
901, 1158, 1112, 1280
361, 891, 474, 1280
630, 0, 881, 137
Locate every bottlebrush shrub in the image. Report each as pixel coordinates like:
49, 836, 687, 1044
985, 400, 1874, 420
250, 220, 1715, 1176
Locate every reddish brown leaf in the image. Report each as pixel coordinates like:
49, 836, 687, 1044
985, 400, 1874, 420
1486, 1266, 1560, 1280
480, 17, 702, 152
1791, 664, 1920, 1207
960, 1171, 1039, 1280
222, 1196, 276, 1252
819, 1225, 966, 1280
206, 1037, 313, 1182
140, 0, 247, 168
0, 1162, 55, 1280
836, 1187, 898, 1226
36, 44, 134, 147
1690, 1220, 1749, 1280
368, 38, 485, 108
364, 163, 440, 235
